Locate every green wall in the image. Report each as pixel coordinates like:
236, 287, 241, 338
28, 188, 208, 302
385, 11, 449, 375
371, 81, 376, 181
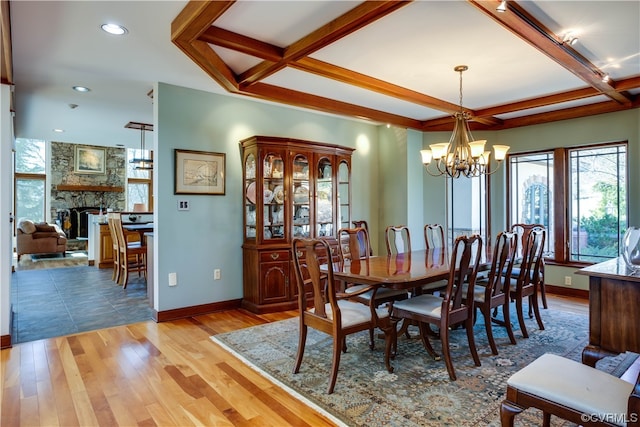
150, 82, 639, 311
153, 83, 380, 311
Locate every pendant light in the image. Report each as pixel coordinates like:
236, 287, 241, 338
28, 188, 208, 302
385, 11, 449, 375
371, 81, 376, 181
125, 121, 153, 170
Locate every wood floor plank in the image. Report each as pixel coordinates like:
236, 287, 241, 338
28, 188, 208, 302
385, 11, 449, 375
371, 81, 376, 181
44, 339, 80, 426
36, 375, 59, 426
2, 294, 592, 426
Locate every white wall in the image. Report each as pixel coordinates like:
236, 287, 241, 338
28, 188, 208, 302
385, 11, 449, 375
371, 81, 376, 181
1, 84, 14, 337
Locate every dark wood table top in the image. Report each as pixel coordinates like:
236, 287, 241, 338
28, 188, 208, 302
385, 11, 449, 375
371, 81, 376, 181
329, 249, 458, 289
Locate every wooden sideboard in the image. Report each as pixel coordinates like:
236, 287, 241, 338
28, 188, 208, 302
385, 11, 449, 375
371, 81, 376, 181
576, 257, 640, 367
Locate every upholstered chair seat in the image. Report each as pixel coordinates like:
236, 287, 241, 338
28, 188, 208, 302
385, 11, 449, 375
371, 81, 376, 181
501, 353, 639, 426
315, 300, 390, 327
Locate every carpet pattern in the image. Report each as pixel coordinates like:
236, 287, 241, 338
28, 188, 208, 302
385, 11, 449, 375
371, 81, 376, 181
212, 309, 637, 427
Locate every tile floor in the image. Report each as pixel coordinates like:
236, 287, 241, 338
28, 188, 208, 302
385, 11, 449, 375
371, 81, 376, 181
10, 265, 153, 344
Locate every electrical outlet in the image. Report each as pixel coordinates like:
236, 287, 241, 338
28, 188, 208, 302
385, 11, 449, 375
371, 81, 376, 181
169, 272, 177, 286
178, 200, 190, 211
214, 269, 221, 280
564, 276, 572, 286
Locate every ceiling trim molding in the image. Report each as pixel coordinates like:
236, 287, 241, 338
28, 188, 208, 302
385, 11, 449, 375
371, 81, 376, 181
171, 0, 640, 132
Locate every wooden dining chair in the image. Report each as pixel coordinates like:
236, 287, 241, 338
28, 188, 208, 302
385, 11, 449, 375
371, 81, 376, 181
352, 220, 373, 255
291, 237, 389, 394
465, 230, 518, 355
385, 225, 411, 255
106, 213, 122, 283
338, 227, 408, 348
388, 234, 483, 381
508, 227, 546, 338
422, 224, 449, 294
424, 223, 446, 250
113, 215, 147, 289
511, 223, 548, 311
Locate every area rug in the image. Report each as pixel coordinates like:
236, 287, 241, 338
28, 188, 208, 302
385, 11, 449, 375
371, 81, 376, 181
30, 250, 87, 261
211, 309, 637, 427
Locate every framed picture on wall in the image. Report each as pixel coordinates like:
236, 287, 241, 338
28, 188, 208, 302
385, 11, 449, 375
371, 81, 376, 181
75, 146, 106, 174
174, 149, 226, 195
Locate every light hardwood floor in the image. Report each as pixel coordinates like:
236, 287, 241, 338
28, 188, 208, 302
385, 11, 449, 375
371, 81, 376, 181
1, 295, 590, 426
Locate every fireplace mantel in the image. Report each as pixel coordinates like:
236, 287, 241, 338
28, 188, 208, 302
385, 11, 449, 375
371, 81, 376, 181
56, 185, 124, 192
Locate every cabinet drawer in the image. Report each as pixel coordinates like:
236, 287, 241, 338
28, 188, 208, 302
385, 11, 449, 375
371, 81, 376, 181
260, 251, 290, 262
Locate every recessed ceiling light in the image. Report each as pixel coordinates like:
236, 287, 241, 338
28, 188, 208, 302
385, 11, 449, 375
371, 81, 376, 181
53, 129, 65, 133
101, 23, 128, 36
72, 86, 91, 93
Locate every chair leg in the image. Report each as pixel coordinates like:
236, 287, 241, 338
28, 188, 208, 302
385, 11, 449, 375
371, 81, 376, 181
502, 302, 517, 345
439, 322, 456, 381
530, 293, 545, 331
483, 307, 498, 355
500, 401, 523, 427
293, 324, 307, 374
465, 316, 481, 367
515, 297, 529, 338
418, 322, 439, 360
328, 333, 343, 394
368, 327, 374, 350
540, 282, 548, 309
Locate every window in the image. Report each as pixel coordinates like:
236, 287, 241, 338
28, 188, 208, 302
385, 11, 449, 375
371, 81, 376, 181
15, 139, 47, 223
508, 142, 627, 264
509, 152, 554, 257
447, 174, 487, 247
127, 148, 152, 211
570, 145, 626, 262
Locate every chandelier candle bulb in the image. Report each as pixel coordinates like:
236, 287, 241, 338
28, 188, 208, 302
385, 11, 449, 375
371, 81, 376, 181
469, 140, 486, 157
420, 149, 433, 164
493, 144, 510, 161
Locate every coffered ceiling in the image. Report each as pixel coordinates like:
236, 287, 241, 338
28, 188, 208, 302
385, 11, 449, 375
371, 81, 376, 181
3, 1, 640, 147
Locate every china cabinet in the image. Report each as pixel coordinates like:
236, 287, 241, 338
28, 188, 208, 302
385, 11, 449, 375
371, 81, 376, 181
240, 136, 354, 313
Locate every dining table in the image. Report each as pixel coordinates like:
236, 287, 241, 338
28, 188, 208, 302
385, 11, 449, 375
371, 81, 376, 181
328, 247, 492, 373
122, 222, 154, 244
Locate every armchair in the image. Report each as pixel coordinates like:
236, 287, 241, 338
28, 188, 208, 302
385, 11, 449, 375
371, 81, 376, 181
16, 218, 67, 261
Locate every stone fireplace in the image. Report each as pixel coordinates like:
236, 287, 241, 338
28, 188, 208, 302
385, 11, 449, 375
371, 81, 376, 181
49, 142, 127, 229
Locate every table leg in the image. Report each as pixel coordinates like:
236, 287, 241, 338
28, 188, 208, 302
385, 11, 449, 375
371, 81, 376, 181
380, 316, 399, 373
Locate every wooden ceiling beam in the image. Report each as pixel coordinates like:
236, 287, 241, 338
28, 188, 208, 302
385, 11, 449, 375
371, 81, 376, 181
172, 1, 239, 92
498, 98, 640, 129
199, 26, 283, 62
245, 82, 424, 130
1, 0, 13, 85
292, 57, 460, 113
469, 0, 631, 106
236, 1, 411, 86
476, 87, 602, 118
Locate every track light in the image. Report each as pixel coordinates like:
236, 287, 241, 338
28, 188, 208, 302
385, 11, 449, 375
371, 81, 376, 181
562, 33, 578, 46
496, 0, 507, 12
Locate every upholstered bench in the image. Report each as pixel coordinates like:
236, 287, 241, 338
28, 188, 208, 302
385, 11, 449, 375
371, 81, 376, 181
501, 353, 640, 426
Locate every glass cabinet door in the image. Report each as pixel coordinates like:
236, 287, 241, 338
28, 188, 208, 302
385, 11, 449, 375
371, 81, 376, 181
263, 152, 285, 240
292, 154, 310, 238
338, 160, 350, 230
316, 157, 333, 237
244, 153, 257, 240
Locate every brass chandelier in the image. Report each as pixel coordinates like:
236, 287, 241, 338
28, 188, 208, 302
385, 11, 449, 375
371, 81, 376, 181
420, 65, 509, 178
